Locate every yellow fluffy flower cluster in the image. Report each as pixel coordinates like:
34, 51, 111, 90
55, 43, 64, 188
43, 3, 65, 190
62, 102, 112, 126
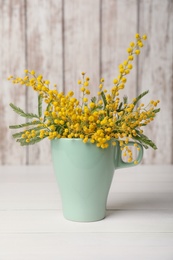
9, 34, 160, 161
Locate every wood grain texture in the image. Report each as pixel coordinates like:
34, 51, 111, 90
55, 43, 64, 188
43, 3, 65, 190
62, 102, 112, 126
0, 165, 173, 259
26, 0, 63, 164
101, 0, 138, 100
0, 165, 172, 211
0, 0, 172, 165
0, 234, 173, 259
0, 0, 27, 165
64, 0, 100, 98
138, 0, 173, 164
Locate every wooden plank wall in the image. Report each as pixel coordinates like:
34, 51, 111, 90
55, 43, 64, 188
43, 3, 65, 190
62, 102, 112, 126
0, 0, 172, 165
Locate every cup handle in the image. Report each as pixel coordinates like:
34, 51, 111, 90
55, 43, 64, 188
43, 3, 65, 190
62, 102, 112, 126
114, 141, 143, 169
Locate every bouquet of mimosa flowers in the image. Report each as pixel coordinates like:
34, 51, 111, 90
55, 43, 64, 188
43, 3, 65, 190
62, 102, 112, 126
8, 34, 160, 163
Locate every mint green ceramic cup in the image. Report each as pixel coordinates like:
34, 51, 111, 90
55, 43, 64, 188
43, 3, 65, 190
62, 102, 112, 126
51, 138, 143, 222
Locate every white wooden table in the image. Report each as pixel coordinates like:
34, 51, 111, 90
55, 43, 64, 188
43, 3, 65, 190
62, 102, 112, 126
0, 165, 173, 260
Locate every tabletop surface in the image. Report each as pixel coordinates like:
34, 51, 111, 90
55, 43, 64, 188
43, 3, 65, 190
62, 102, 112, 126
0, 165, 173, 260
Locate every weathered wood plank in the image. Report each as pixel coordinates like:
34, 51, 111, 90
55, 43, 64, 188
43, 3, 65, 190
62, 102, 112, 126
138, 0, 173, 164
0, 209, 173, 233
0, 0, 27, 164
101, 0, 138, 101
26, 0, 63, 164
0, 233, 173, 258
0, 0, 172, 165
64, 0, 100, 98
101, 0, 138, 161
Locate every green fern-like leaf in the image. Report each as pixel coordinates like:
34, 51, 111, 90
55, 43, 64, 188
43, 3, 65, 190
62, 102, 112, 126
12, 132, 25, 139
17, 136, 46, 146
133, 90, 149, 106
101, 91, 107, 109
46, 101, 52, 112
9, 120, 41, 129
91, 96, 97, 103
12, 126, 46, 139
123, 95, 128, 105
9, 103, 39, 119
117, 102, 123, 112
153, 108, 160, 114
38, 94, 43, 117
133, 130, 157, 150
